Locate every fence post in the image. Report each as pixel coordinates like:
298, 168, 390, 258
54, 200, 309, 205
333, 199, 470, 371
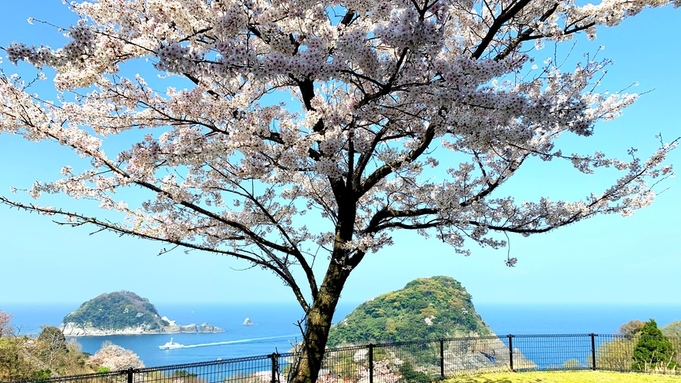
439, 338, 445, 380
126, 368, 134, 383
507, 335, 514, 371
217, 358, 223, 383
368, 343, 374, 383
590, 333, 597, 371
270, 352, 279, 383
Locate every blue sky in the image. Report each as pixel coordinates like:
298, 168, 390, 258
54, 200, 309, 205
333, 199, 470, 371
0, 2, 679, 308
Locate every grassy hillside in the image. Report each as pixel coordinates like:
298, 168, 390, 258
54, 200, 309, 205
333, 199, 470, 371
0, 326, 94, 381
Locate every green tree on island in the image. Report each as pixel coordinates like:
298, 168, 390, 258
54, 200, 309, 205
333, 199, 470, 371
631, 319, 678, 372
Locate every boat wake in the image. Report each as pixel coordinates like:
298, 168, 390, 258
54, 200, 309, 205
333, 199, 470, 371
161, 334, 299, 350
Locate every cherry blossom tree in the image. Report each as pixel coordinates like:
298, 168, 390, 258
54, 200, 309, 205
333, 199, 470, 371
0, 311, 12, 338
1, 1, 678, 382
87, 342, 144, 371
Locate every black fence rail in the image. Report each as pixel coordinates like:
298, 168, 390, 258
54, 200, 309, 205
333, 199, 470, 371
5, 334, 680, 383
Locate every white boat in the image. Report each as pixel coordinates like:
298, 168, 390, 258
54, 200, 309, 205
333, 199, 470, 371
243, 318, 254, 326
159, 338, 182, 350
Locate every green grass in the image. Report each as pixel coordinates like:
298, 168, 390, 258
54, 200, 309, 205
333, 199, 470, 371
445, 371, 681, 383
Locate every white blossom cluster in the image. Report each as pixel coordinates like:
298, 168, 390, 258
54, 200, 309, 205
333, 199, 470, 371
87, 343, 144, 371
0, 0, 678, 304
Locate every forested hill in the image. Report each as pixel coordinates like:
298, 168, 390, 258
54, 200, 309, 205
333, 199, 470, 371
62, 291, 169, 332
327, 276, 493, 346
60, 291, 223, 336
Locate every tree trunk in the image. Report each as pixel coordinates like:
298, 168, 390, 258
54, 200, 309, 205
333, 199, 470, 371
287, 177, 357, 383
288, 263, 349, 383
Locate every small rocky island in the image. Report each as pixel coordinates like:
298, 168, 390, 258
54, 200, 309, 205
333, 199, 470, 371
60, 291, 224, 336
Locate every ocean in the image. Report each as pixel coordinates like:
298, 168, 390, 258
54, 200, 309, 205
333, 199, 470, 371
1, 302, 678, 369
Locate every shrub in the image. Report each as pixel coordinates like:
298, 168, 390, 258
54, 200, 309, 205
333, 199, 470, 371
631, 319, 678, 372
619, 320, 645, 338
34, 369, 52, 381
562, 359, 581, 369
596, 336, 636, 371
398, 361, 431, 383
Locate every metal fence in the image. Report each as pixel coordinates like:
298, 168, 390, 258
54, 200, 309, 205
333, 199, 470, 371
5, 334, 681, 383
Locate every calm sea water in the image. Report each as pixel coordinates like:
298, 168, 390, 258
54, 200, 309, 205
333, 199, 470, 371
1, 302, 678, 369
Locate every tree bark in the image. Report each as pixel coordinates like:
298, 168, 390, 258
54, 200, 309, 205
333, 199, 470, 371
289, 261, 350, 383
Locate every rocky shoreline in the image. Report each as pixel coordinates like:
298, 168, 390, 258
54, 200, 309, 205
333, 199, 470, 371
60, 320, 224, 336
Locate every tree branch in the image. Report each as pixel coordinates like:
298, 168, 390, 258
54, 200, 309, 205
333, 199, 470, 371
0, 197, 311, 308
358, 123, 435, 197
472, 0, 532, 59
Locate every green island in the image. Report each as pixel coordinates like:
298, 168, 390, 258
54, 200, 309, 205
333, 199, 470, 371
63, 291, 167, 332
60, 291, 223, 336
328, 276, 493, 346
321, 276, 530, 380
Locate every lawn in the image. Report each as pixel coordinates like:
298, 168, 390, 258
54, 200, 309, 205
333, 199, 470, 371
445, 371, 681, 383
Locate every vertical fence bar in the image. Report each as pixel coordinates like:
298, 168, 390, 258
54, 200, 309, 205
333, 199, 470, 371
368, 344, 374, 383
508, 335, 514, 371
216, 357, 223, 383
270, 353, 279, 383
590, 333, 597, 371
126, 368, 133, 383
439, 338, 445, 379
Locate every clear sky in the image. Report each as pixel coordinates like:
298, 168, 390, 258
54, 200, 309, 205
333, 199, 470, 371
0, 2, 679, 308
